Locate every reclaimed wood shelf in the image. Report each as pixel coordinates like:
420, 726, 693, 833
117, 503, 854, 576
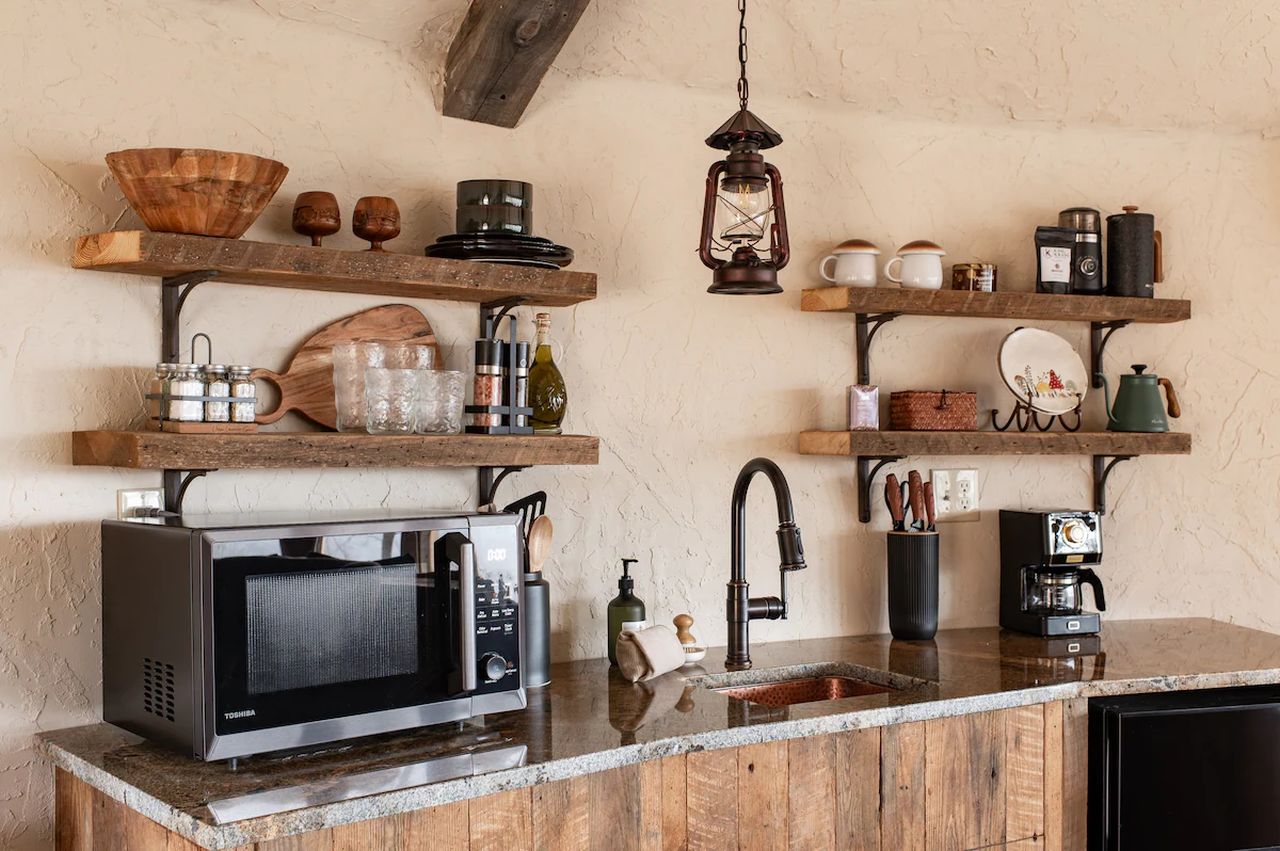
800, 430, 1191, 457
801, 287, 1190, 323
72, 431, 599, 471
73, 230, 596, 306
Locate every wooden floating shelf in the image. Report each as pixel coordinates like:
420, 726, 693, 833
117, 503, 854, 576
73, 231, 596, 307
72, 431, 599, 471
801, 287, 1190, 324
800, 430, 1191, 458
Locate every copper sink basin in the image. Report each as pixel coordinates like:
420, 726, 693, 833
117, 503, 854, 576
715, 675, 896, 707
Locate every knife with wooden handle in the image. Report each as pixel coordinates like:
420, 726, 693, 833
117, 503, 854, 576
885, 473, 905, 531
923, 480, 937, 532
907, 471, 925, 531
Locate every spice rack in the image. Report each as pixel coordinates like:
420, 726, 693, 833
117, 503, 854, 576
71, 230, 599, 511
800, 286, 1193, 522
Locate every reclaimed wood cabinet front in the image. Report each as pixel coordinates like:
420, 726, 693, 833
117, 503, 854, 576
56, 700, 1083, 850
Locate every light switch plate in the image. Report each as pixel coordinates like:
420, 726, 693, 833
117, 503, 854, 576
117, 488, 163, 519
930, 469, 980, 522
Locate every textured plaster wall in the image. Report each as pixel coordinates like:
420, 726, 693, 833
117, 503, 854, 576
3, 0, 1279, 846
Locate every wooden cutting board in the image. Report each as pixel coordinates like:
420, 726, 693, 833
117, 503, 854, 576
252, 304, 439, 429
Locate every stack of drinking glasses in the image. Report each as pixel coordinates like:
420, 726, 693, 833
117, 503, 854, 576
332, 342, 466, 435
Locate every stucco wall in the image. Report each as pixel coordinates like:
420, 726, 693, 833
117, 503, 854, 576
3, 1, 1278, 846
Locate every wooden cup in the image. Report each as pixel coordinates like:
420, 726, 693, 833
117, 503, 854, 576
352, 196, 401, 251
292, 192, 341, 247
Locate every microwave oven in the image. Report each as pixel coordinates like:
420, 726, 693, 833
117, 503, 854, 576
101, 510, 526, 761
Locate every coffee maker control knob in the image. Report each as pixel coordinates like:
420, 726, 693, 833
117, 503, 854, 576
481, 653, 508, 682
1061, 520, 1087, 545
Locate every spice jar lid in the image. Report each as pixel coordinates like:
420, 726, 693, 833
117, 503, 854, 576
514, 341, 530, 373
200, 363, 228, 373
227, 365, 253, 376
475, 338, 503, 367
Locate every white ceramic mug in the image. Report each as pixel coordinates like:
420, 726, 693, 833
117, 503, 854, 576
884, 241, 946, 289
819, 239, 880, 287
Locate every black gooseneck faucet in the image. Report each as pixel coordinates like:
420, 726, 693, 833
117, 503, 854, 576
725, 457, 807, 669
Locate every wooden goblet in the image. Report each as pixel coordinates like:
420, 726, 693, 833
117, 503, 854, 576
352, 196, 401, 251
291, 191, 341, 246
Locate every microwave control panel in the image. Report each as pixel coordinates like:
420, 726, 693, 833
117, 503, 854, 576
467, 521, 522, 694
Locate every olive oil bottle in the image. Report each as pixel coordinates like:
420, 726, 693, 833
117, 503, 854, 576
529, 312, 567, 434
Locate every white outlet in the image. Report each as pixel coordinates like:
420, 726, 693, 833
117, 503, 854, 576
117, 488, 163, 519
930, 469, 981, 522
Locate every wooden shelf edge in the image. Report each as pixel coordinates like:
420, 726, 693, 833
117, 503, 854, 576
800, 287, 1190, 324
71, 430, 600, 470
73, 231, 597, 307
798, 430, 1192, 457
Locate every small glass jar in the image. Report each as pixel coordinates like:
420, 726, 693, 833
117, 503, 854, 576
201, 364, 230, 423
149, 363, 178, 423
472, 339, 503, 428
228, 366, 256, 423
168, 364, 205, 422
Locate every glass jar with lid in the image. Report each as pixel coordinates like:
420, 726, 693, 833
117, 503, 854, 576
149, 363, 179, 424
201, 364, 230, 423
228, 366, 256, 423
168, 364, 205, 422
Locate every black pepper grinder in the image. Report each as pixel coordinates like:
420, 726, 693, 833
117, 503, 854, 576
1106, 206, 1164, 298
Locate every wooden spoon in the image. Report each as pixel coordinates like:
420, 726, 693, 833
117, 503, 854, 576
527, 515, 553, 574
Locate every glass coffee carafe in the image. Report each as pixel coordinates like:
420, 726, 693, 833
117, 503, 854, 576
1026, 568, 1106, 614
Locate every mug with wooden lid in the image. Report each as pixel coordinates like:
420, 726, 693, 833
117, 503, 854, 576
819, 238, 881, 287
885, 240, 946, 290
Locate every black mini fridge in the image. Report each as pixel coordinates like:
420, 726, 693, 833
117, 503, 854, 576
1090, 685, 1280, 850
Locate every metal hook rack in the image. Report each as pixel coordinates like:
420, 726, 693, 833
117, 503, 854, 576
856, 455, 905, 523
1092, 455, 1133, 515
1090, 320, 1131, 389
855, 312, 901, 386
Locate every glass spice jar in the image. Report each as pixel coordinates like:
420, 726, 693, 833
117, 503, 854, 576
149, 363, 178, 424
202, 364, 230, 423
168, 364, 205, 422
228, 366, 256, 423
471, 339, 503, 428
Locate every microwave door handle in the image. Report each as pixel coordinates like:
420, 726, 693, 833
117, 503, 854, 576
459, 542, 478, 692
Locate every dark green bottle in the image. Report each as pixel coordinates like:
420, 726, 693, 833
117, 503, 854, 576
607, 558, 645, 665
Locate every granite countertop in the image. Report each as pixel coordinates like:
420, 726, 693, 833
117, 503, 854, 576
38, 618, 1280, 849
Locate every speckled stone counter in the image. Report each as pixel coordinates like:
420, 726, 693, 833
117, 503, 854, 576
38, 618, 1280, 848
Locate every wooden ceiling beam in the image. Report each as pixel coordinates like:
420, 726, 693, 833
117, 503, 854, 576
443, 0, 591, 128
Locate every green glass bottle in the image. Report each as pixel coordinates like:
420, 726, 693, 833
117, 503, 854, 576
607, 558, 645, 665
529, 312, 567, 434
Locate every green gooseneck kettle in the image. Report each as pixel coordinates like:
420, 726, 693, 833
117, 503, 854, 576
1102, 364, 1181, 432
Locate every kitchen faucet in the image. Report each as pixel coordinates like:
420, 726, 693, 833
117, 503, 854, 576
725, 457, 807, 669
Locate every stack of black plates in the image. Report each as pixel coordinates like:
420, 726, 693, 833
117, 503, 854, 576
425, 179, 574, 270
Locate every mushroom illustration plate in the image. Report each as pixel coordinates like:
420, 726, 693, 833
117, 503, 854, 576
997, 328, 1087, 415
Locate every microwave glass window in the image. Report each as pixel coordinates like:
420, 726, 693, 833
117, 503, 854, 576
244, 564, 419, 694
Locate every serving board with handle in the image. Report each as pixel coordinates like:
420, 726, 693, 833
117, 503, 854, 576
252, 304, 438, 429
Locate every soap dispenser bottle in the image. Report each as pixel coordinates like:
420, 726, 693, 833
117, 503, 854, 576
607, 558, 645, 665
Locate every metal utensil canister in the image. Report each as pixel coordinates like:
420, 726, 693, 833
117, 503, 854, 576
1058, 207, 1104, 295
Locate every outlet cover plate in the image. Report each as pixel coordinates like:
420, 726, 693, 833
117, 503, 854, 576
117, 488, 163, 520
930, 469, 980, 523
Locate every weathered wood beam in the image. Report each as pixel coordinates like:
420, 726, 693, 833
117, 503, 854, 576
443, 0, 591, 128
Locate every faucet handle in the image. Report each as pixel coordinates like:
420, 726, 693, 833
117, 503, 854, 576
777, 523, 807, 571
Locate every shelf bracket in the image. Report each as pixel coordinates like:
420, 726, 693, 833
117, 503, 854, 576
479, 466, 529, 511
162, 469, 213, 514
1092, 455, 1134, 516
855, 312, 900, 386
161, 271, 220, 362
1090, 320, 1131, 389
857, 455, 905, 524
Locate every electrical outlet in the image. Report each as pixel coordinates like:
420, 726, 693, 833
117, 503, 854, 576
929, 469, 980, 522
117, 488, 163, 519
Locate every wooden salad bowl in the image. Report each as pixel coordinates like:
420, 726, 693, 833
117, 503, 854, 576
106, 148, 288, 238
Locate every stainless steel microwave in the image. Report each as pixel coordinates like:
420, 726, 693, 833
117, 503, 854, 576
101, 510, 525, 762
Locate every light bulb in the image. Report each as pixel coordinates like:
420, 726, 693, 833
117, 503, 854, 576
716, 179, 771, 245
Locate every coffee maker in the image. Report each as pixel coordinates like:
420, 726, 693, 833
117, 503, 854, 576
1000, 509, 1106, 636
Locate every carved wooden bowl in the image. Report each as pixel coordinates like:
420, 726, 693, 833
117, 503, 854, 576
106, 148, 289, 239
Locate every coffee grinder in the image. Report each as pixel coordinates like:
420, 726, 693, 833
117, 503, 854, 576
1058, 207, 1104, 294
1000, 509, 1107, 636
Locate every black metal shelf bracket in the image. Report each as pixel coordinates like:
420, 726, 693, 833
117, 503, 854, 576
857, 455, 905, 523
479, 466, 529, 510
161, 271, 220, 362
1092, 455, 1134, 515
1090, 320, 1130, 389
162, 469, 214, 514
855, 312, 900, 386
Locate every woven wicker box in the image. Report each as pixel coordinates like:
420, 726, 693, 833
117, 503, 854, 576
889, 390, 978, 431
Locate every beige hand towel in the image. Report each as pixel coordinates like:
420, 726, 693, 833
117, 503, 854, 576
616, 625, 685, 683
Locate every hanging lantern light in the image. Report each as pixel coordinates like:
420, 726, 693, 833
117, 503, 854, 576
699, 0, 789, 295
